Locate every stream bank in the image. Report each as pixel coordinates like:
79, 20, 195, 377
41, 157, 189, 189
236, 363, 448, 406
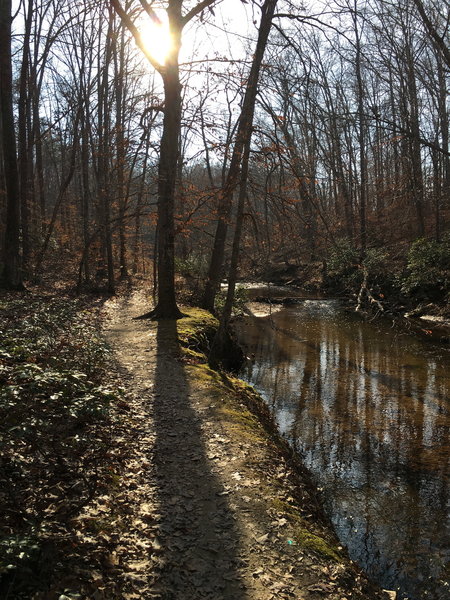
237, 275, 450, 346
99, 289, 390, 600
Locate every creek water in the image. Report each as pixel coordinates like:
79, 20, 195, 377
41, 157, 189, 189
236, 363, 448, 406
235, 288, 450, 600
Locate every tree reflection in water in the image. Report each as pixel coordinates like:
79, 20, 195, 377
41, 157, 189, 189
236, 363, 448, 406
236, 298, 450, 600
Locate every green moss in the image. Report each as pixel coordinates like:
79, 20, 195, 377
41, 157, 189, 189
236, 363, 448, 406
270, 498, 342, 561
292, 526, 341, 562
181, 347, 206, 363
229, 376, 256, 393
177, 307, 218, 352
188, 362, 222, 385
271, 497, 303, 519
219, 406, 256, 424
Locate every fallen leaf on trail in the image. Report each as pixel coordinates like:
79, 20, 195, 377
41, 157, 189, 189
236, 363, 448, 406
270, 581, 286, 591
307, 582, 336, 593
256, 533, 269, 543
140, 503, 155, 518
90, 571, 103, 583
186, 558, 208, 572
127, 560, 152, 571
271, 518, 288, 527
123, 573, 147, 586
151, 538, 163, 552
132, 518, 150, 530
241, 478, 256, 487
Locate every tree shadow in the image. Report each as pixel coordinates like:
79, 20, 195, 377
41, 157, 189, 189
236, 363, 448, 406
151, 320, 247, 599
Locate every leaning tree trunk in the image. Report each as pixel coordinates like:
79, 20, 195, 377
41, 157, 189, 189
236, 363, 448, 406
202, 0, 278, 313
209, 139, 250, 369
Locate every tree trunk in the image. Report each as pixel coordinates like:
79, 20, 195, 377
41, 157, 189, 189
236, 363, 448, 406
110, 0, 202, 319
202, 0, 278, 312
97, 9, 115, 293
0, 0, 23, 289
113, 23, 129, 279
352, 2, 367, 253
436, 51, 449, 239
17, 0, 33, 270
152, 43, 184, 318
80, 108, 91, 283
209, 138, 250, 368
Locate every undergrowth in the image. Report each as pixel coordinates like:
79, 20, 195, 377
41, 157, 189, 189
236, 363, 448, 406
0, 295, 121, 598
325, 235, 450, 309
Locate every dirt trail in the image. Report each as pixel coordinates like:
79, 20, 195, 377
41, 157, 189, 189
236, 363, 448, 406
102, 290, 388, 600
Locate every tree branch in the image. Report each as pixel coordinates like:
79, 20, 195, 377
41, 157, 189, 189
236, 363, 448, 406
182, 0, 218, 27
110, 0, 163, 73
412, 0, 450, 68
138, 0, 162, 25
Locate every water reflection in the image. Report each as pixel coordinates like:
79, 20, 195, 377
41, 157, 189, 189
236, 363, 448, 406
236, 300, 450, 600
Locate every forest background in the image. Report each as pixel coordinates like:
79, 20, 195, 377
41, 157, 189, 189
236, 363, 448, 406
0, 0, 449, 314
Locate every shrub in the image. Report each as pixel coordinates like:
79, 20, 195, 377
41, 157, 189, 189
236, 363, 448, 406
0, 297, 120, 590
327, 238, 360, 284
175, 253, 209, 278
401, 235, 450, 298
326, 238, 388, 292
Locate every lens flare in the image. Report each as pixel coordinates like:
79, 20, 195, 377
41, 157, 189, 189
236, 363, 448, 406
140, 18, 172, 66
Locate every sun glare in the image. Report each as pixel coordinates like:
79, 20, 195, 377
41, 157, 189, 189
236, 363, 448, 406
140, 18, 172, 66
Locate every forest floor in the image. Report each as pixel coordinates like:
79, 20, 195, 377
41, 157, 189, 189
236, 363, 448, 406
95, 288, 390, 600
0, 286, 394, 599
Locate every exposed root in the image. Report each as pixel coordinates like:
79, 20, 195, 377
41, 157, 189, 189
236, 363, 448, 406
133, 306, 187, 320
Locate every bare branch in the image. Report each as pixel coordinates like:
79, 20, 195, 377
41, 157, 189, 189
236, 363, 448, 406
138, 0, 162, 25
110, 0, 163, 73
182, 0, 218, 27
412, 0, 450, 68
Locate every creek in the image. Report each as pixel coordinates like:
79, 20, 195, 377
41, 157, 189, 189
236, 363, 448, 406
234, 287, 450, 600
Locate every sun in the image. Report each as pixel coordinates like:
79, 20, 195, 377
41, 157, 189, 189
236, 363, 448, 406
139, 16, 173, 66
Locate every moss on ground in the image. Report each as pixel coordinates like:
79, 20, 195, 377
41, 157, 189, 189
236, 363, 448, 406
292, 527, 342, 562
217, 406, 259, 429
270, 498, 342, 561
177, 307, 218, 354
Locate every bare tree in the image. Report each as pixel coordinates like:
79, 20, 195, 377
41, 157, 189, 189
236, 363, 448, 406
202, 0, 279, 313
0, 0, 22, 289
111, 0, 218, 319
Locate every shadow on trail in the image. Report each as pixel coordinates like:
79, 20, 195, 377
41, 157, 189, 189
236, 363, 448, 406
152, 320, 247, 599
